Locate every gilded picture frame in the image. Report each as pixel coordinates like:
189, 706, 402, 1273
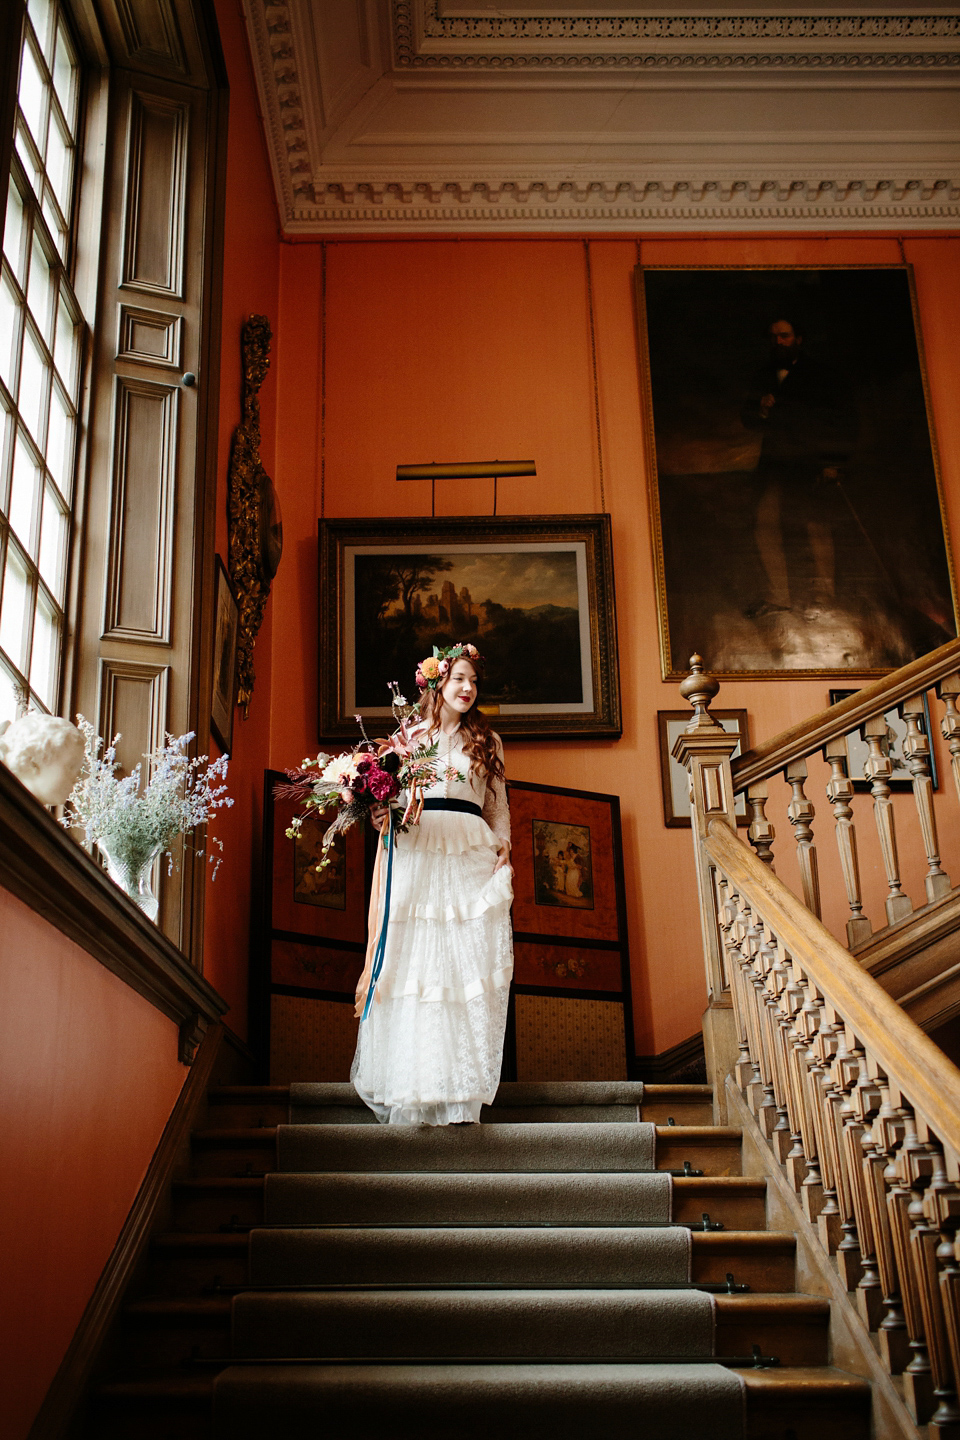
318, 515, 622, 740
210, 556, 239, 754
635, 264, 958, 681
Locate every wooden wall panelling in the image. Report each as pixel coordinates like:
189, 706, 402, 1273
104, 377, 178, 642
95, 0, 210, 85
75, 59, 219, 961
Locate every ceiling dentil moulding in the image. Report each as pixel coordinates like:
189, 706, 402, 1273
243, 0, 960, 233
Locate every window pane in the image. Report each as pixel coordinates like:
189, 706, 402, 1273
18, 41, 47, 153
27, 0, 54, 58
15, 124, 43, 201
30, 587, 57, 708
46, 381, 73, 498
46, 113, 72, 218
26, 231, 54, 340
39, 483, 66, 598
18, 325, 48, 443
54, 291, 78, 392
41, 186, 67, 259
10, 430, 40, 551
3, 180, 26, 281
0, 400, 12, 514
52, 21, 78, 133
0, 270, 20, 390
0, 660, 21, 726
0, 543, 30, 671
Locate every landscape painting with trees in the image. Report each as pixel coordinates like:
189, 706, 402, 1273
353, 548, 584, 708
319, 516, 622, 740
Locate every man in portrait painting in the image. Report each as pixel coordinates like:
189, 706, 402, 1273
741, 317, 857, 622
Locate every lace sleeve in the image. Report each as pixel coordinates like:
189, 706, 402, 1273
481, 735, 511, 850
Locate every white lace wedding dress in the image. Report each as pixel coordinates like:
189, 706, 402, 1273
351, 728, 514, 1125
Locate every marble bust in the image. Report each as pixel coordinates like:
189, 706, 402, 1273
0, 713, 86, 807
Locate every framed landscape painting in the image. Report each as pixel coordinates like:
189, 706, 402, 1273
319, 515, 621, 740
635, 265, 957, 680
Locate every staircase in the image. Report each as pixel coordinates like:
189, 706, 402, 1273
87, 1080, 870, 1439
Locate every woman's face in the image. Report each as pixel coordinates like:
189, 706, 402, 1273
440, 659, 477, 718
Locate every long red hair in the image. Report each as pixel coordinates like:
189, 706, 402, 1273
418, 680, 505, 786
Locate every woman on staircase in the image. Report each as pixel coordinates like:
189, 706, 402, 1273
351, 642, 514, 1125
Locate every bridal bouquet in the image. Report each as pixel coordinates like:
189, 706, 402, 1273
278, 684, 460, 869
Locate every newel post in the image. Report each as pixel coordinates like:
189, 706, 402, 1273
672, 655, 742, 1120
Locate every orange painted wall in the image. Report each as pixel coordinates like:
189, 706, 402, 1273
201, 0, 281, 1043
267, 232, 960, 1056
0, 889, 185, 1440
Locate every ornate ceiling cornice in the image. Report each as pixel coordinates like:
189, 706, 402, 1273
396, 0, 960, 66
242, 0, 960, 234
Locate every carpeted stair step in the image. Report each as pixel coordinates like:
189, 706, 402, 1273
264, 1169, 673, 1227
245, 1225, 797, 1293
248, 1225, 692, 1287
286, 1081, 714, 1126
230, 1287, 720, 1361
277, 1121, 658, 1174
213, 1360, 747, 1440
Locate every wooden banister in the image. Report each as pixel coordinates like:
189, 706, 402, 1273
732, 636, 960, 792
704, 816, 960, 1166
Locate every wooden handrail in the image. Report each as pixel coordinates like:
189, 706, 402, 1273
731, 635, 960, 792
704, 815, 960, 1160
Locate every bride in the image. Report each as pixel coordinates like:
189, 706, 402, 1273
351, 642, 514, 1125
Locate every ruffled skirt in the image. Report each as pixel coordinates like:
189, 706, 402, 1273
351, 810, 514, 1125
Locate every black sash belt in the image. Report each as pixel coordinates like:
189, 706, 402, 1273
421, 798, 482, 817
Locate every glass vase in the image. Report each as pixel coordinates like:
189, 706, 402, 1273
99, 841, 165, 922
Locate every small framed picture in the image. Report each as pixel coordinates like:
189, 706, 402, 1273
829, 690, 938, 791
657, 709, 750, 828
211, 556, 239, 753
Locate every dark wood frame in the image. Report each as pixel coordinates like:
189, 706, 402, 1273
210, 555, 239, 753
254, 769, 373, 1079
657, 708, 750, 827
505, 779, 635, 1078
318, 514, 622, 741
635, 263, 958, 682
829, 688, 939, 792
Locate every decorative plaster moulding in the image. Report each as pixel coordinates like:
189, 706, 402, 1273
243, 0, 960, 233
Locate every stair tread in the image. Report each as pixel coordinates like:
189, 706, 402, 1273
174, 1177, 265, 1190
738, 1365, 870, 1395
126, 1297, 232, 1318
153, 1233, 249, 1251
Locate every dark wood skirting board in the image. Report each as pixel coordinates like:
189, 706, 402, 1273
27, 1025, 223, 1440
0, 765, 227, 1060
632, 1030, 707, 1083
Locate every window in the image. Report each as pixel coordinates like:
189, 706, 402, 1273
0, 0, 83, 723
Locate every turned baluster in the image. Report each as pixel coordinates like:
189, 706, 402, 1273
785, 758, 822, 918
736, 898, 766, 1113
824, 734, 872, 947
746, 781, 776, 867
864, 1075, 910, 1373
847, 1065, 885, 1319
752, 921, 781, 1139
864, 714, 914, 926
806, 1003, 844, 1242
719, 880, 753, 1089
913, 1141, 960, 1433
938, 1217, 960, 1433
794, 982, 826, 1221
902, 694, 951, 904
779, 962, 809, 1187
885, 1105, 936, 1418
767, 937, 795, 1162
937, 673, 960, 808
818, 1018, 860, 1266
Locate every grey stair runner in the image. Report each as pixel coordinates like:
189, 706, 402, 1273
213, 1081, 745, 1439
249, 1224, 691, 1286
290, 1079, 647, 1125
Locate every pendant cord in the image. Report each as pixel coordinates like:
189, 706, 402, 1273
584, 239, 606, 515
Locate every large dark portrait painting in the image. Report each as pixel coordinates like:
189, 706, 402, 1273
319, 516, 621, 739
637, 266, 957, 678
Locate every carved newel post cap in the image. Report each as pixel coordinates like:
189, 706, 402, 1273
679, 654, 721, 730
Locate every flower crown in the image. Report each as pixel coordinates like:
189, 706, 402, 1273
415, 642, 483, 691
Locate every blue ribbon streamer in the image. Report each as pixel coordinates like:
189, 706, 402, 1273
361, 809, 394, 1022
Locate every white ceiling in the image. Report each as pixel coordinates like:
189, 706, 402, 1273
242, 0, 960, 232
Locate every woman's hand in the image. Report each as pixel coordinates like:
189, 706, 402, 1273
370, 804, 388, 828
494, 843, 511, 873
